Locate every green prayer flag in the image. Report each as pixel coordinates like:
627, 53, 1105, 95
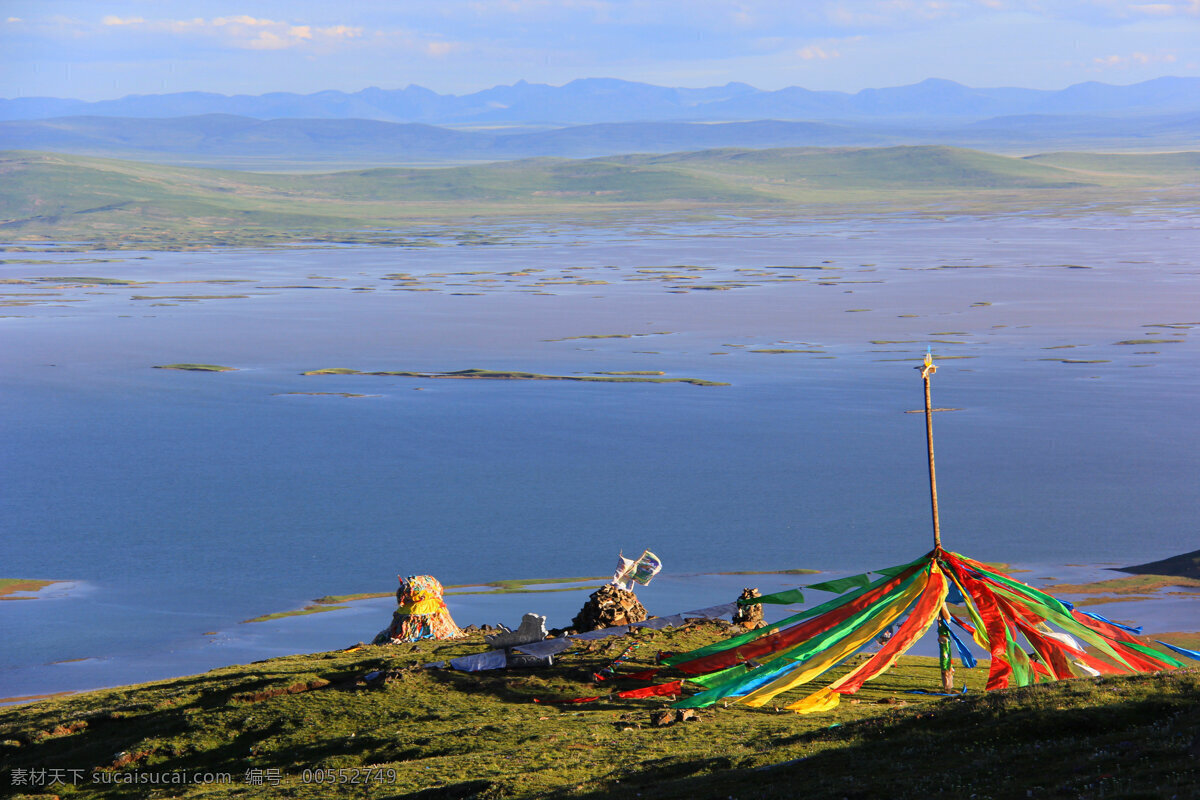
747, 588, 805, 605
807, 574, 871, 594
675, 570, 924, 707
662, 555, 927, 668
688, 663, 748, 688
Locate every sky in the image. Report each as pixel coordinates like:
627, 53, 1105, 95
1, 1, 1198, 100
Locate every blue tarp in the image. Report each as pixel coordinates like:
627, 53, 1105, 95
436, 600, 737, 672
449, 649, 509, 672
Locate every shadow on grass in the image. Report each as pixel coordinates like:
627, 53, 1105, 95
558, 670, 1200, 800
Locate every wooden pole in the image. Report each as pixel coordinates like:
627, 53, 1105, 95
919, 351, 953, 691
920, 351, 941, 550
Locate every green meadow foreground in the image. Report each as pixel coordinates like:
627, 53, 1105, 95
2, 621, 1197, 800
2, 147, 1199, 248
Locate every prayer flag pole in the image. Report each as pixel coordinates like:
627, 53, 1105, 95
918, 350, 954, 691
919, 350, 941, 550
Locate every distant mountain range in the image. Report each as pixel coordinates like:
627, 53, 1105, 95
2, 112, 1196, 167
4, 77, 1200, 125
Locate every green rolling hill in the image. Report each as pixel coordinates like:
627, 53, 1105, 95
1024, 151, 1200, 178
612, 146, 1096, 189
1, 146, 1193, 246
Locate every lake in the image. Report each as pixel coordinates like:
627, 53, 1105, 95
3, 209, 1198, 698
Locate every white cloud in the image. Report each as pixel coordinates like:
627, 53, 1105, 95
1092, 50, 1178, 67
212, 16, 273, 27
797, 45, 840, 59
802, 0, 1200, 29
93, 15, 362, 50
244, 31, 287, 50
370, 27, 468, 59
822, 0, 971, 30
425, 41, 459, 57
319, 25, 361, 39
466, 0, 610, 15
1059, 0, 1199, 18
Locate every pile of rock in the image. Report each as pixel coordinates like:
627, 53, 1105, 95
570, 584, 648, 632
731, 588, 765, 629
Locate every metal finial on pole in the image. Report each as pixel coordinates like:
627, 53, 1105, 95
918, 350, 941, 550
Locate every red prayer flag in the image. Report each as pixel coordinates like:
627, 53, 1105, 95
672, 563, 925, 676
617, 680, 684, 699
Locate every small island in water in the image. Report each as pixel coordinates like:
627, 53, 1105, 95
302, 367, 729, 386
153, 364, 238, 372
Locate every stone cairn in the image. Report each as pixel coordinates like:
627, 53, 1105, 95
731, 587, 765, 629
570, 583, 648, 632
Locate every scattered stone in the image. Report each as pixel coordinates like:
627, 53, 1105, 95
649, 709, 676, 727
732, 588, 765, 629
676, 709, 699, 722
689, 617, 735, 632
571, 584, 648, 632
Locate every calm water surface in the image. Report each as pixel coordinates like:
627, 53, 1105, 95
3, 213, 1198, 696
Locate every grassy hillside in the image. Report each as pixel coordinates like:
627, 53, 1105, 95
0, 152, 339, 231
1, 622, 1196, 799
303, 158, 770, 203
1025, 151, 1200, 178
0, 116, 882, 165
616, 145, 1094, 189
0, 146, 1194, 247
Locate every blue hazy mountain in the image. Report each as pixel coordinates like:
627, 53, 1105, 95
3, 77, 1198, 124
2, 111, 1195, 166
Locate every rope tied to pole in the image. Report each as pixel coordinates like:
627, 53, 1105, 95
920, 352, 937, 381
